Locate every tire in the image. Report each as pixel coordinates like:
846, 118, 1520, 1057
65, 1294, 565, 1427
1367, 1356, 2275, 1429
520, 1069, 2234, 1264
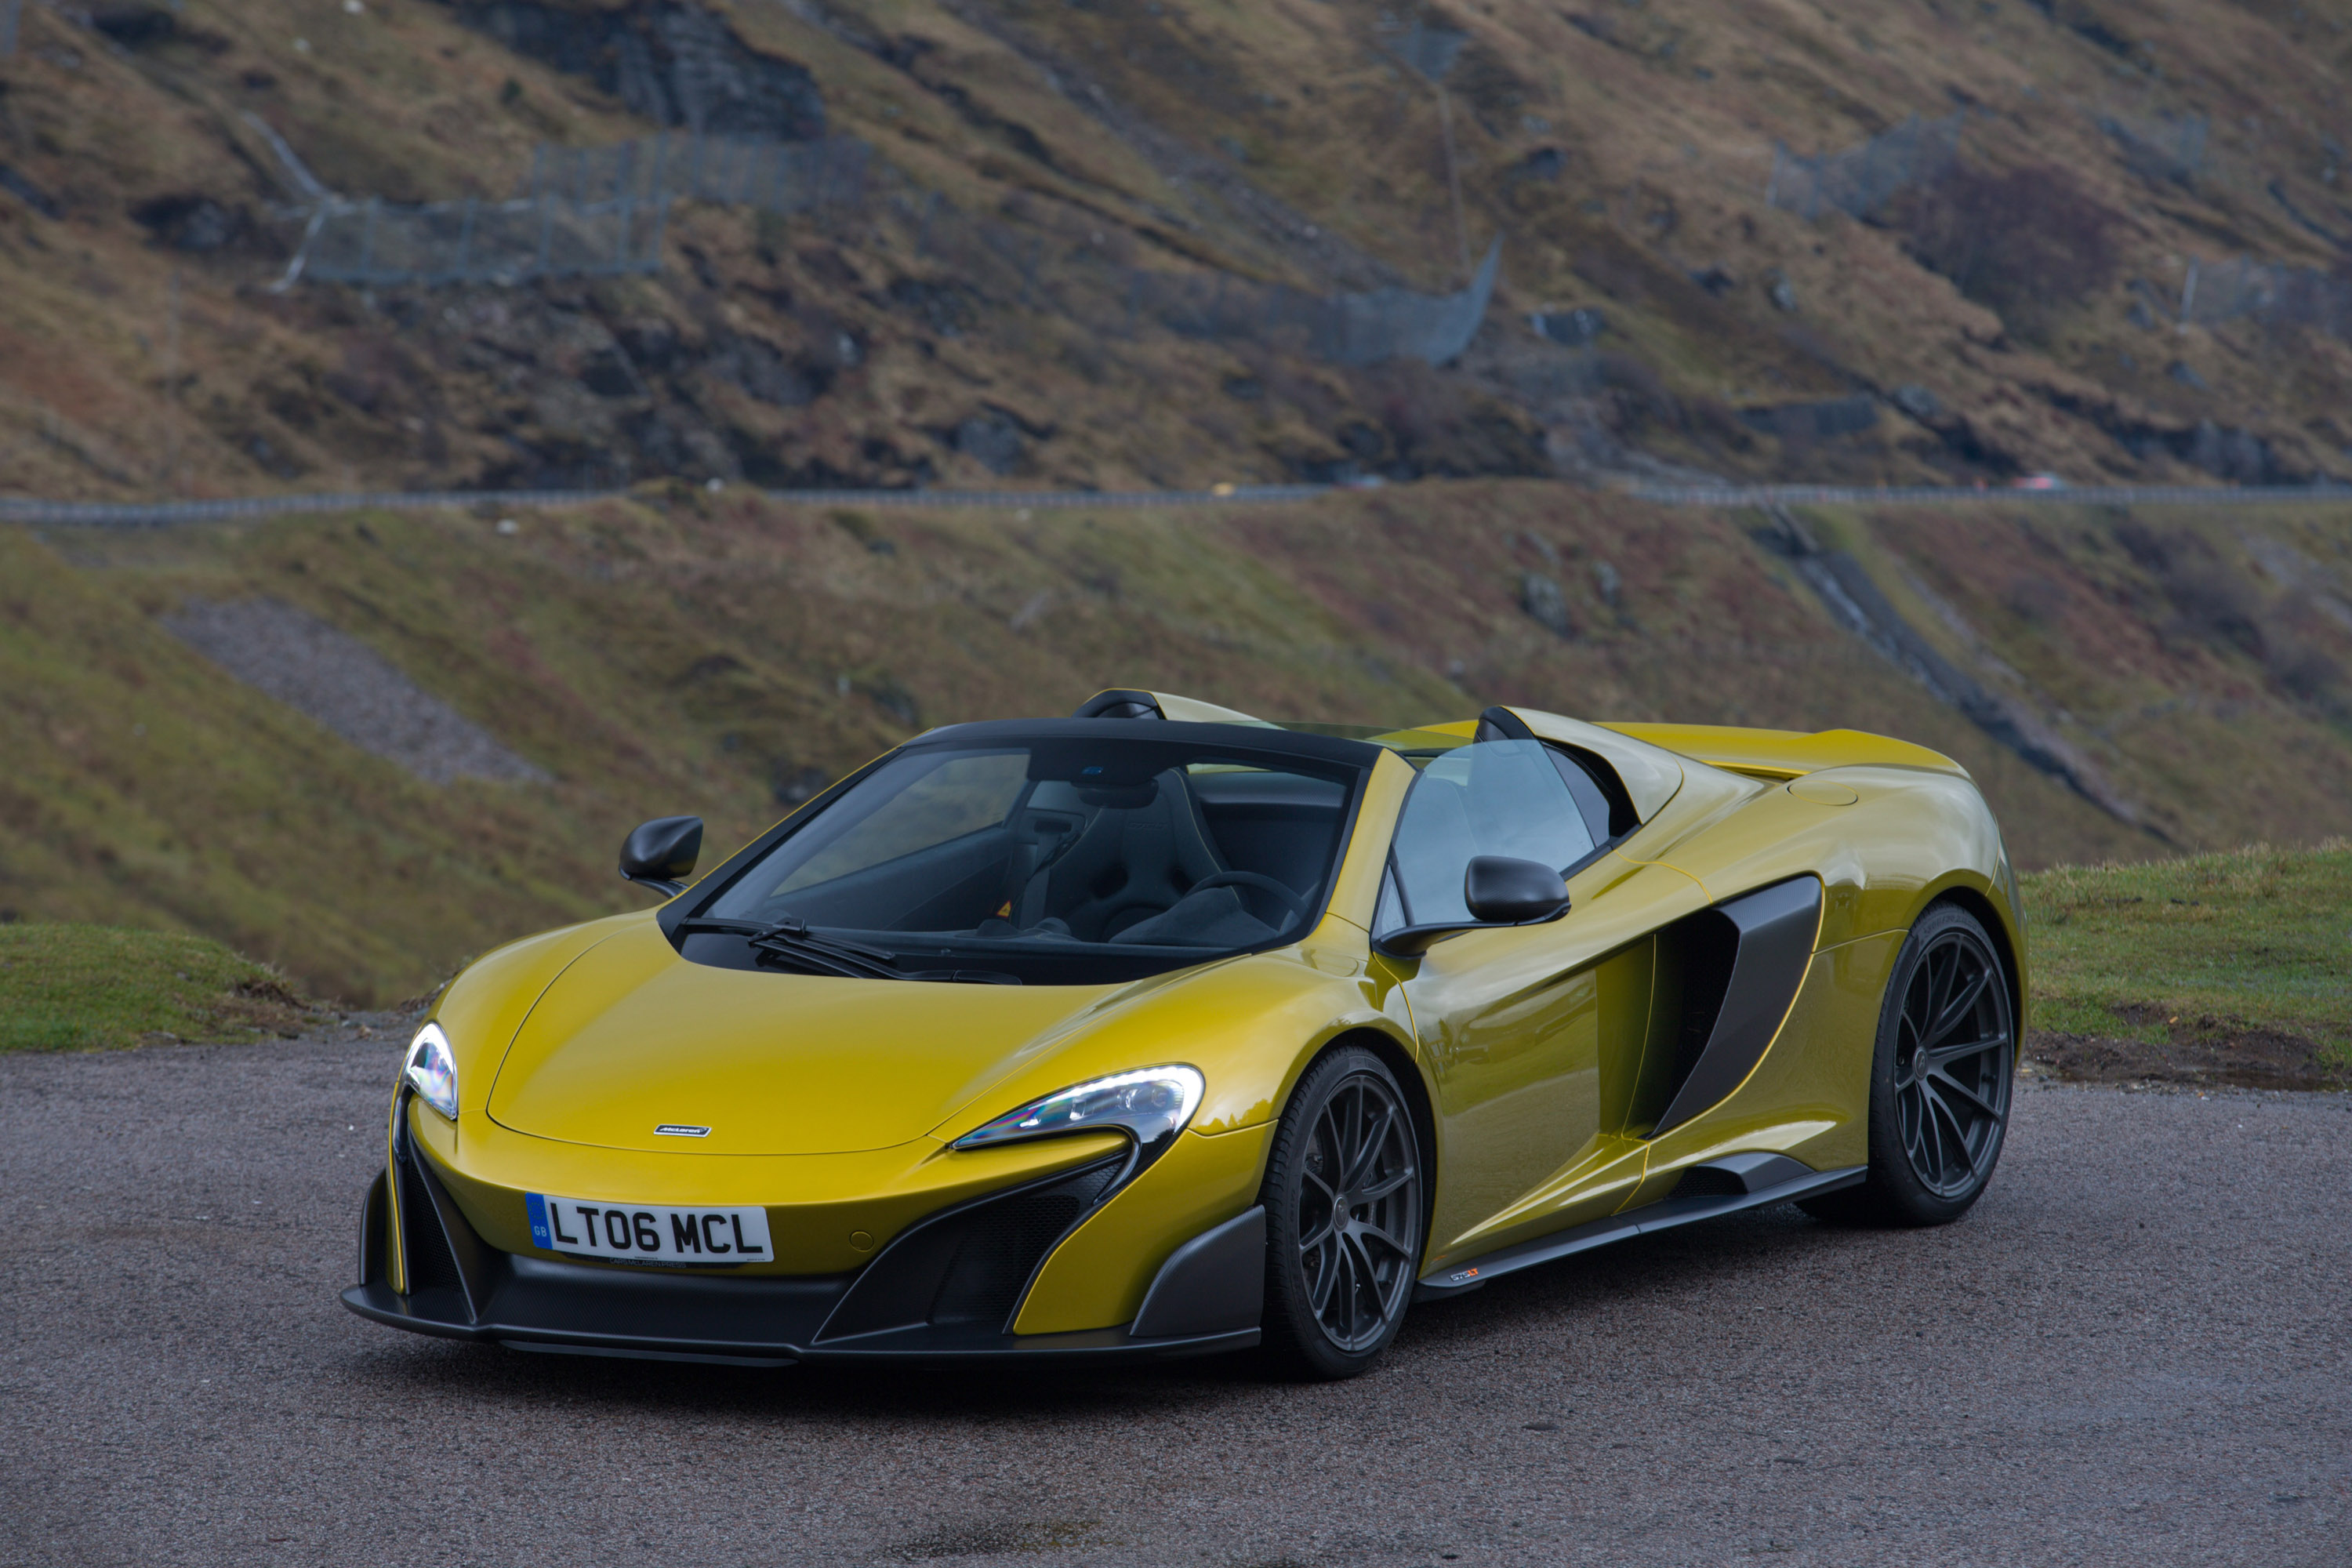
1801, 902, 2016, 1227
1258, 1044, 1426, 1380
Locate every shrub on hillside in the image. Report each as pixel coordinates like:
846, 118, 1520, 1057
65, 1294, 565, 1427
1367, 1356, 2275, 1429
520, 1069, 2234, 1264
1900, 165, 2121, 340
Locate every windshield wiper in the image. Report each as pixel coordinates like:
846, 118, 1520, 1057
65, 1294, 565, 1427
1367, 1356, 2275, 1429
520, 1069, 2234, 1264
676, 916, 903, 981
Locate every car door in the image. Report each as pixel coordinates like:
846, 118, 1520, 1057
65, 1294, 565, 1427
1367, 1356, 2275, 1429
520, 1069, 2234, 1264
1374, 739, 1671, 1263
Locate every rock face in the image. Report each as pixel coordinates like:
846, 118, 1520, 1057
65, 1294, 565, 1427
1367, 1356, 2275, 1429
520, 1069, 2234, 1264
1519, 572, 1576, 637
454, 2, 825, 140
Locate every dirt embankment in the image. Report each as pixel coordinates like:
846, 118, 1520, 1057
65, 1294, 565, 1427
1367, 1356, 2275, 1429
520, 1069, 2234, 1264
2028, 1012, 2347, 1093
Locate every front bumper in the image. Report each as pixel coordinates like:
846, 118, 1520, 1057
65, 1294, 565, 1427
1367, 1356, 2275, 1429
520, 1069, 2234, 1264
339, 1267, 1257, 1366
343, 1117, 1266, 1367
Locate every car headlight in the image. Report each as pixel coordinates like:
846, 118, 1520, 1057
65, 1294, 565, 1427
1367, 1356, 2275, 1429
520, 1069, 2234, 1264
404, 1022, 459, 1122
951, 1065, 1204, 1156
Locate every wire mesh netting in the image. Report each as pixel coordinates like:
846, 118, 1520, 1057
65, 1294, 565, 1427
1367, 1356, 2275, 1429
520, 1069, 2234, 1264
281, 124, 1498, 365
290, 134, 870, 289
895, 189, 1502, 368
297, 194, 667, 286
1766, 113, 1967, 221
2178, 256, 2352, 337
521, 132, 872, 212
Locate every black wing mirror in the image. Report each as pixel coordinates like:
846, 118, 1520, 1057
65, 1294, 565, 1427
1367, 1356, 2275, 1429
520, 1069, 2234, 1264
1374, 855, 1572, 956
620, 815, 703, 898
1465, 855, 1571, 924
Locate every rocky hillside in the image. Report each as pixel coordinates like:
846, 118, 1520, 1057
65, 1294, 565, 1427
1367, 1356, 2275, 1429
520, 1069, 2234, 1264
3, 0, 2352, 497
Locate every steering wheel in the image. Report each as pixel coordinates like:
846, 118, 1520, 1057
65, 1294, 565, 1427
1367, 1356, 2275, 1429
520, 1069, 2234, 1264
1189, 870, 1310, 923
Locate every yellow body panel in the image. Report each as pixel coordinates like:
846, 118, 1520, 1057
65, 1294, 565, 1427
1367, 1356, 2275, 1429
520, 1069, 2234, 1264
1602, 722, 1968, 780
1397, 855, 1708, 1260
1014, 1121, 1275, 1334
379, 705, 2025, 1339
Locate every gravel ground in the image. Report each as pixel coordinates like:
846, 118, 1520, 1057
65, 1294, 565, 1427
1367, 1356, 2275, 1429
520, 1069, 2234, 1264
2, 1035, 2345, 1568
163, 597, 545, 785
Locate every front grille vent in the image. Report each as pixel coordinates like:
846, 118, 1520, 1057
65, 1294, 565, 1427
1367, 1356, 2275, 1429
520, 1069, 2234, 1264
927, 1161, 1123, 1327
815, 1154, 1125, 1342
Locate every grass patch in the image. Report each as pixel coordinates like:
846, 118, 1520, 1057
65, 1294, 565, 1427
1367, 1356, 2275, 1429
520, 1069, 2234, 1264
2023, 840, 2352, 1078
0, 923, 314, 1052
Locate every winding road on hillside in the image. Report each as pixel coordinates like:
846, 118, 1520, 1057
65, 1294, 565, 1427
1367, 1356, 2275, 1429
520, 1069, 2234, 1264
5, 478, 2351, 531
2, 1033, 2344, 1567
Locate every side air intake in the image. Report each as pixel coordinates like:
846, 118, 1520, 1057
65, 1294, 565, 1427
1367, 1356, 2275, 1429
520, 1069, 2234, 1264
1648, 877, 1824, 1139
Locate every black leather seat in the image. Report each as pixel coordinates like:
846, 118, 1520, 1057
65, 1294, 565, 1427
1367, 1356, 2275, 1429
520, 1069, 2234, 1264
1019, 770, 1228, 942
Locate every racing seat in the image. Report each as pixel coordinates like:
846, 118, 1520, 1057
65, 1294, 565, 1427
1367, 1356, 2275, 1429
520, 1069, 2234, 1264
1016, 770, 1229, 942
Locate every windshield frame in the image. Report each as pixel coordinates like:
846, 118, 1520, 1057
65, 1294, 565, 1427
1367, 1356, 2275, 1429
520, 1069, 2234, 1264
658, 718, 1385, 981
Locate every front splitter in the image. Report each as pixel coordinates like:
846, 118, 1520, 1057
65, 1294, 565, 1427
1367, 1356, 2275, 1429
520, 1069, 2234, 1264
341, 1272, 1258, 1367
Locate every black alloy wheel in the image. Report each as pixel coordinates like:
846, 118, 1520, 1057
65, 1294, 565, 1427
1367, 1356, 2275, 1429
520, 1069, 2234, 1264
1803, 902, 2015, 1227
1259, 1045, 1425, 1379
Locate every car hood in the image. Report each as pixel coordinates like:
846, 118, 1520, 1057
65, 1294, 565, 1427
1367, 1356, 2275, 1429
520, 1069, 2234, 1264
485, 920, 1142, 1155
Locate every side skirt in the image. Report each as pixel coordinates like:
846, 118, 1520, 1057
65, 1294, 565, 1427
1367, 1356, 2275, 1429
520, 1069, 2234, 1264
1414, 1160, 1865, 1298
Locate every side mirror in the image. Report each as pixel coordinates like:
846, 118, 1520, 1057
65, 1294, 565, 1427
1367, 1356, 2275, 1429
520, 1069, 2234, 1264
1465, 855, 1571, 924
620, 815, 703, 898
1374, 856, 1572, 956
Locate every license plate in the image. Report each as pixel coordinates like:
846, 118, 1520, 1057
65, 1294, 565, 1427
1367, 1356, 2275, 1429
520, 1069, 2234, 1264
527, 1193, 773, 1266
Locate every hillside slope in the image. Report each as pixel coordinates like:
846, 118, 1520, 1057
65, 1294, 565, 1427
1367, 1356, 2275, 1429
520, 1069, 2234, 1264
4, 0, 2352, 500
8, 489, 2350, 1001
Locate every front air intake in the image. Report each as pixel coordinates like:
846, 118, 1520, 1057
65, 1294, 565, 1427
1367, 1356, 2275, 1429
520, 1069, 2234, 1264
816, 1156, 1125, 1341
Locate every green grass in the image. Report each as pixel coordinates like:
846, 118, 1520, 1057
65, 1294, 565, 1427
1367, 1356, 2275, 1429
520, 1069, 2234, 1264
2022, 840, 2352, 1064
0, 923, 313, 1051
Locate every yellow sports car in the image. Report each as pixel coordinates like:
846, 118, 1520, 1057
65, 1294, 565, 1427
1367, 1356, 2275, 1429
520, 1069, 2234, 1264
346, 691, 2024, 1378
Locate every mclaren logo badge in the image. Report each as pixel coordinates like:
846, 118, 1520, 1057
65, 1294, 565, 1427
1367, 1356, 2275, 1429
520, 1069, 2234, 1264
654, 1123, 712, 1138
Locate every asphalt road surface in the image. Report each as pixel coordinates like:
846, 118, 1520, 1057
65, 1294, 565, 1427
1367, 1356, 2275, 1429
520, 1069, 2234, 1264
3, 1033, 2345, 1568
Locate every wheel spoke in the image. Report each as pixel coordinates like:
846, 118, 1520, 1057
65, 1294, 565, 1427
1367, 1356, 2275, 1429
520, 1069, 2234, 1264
1354, 1221, 1414, 1261
1299, 1162, 1338, 1204
1922, 946, 1956, 1046
1926, 1033, 2008, 1071
1904, 1086, 1941, 1185
1928, 1066, 2000, 1120
1334, 1236, 1363, 1339
1929, 964, 1991, 1044
1315, 1103, 1345, 1179
1354, 1166, 1416, 1203
1306, 1235, 1341, 1315
1923, 1084, 1970, 1188
1298, 1207, 1338, 1250
1342, 1104, 1396, 1189
1355, 1241, 1383, 1326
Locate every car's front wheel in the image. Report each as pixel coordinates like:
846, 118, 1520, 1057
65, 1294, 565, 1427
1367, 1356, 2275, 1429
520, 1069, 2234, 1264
1258, 1044, 1425, 1379
1804, 901, 2016, 1226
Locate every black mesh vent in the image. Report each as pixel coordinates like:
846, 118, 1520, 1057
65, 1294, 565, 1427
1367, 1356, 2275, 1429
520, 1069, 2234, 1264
397, 1151, 463, 1295
927, 1160, 1122, 1327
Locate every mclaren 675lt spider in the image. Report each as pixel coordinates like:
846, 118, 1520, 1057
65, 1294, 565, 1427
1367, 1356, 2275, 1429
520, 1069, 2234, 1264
345, 691, 2026, 1378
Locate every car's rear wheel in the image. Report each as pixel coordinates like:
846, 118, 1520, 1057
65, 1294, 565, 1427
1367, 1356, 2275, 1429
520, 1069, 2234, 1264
1802, 902, 2015, 1226
1258, 1045, 1425, 1379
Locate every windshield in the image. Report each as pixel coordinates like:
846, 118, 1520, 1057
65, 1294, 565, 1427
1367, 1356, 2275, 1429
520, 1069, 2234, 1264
687, 735, 1364, 984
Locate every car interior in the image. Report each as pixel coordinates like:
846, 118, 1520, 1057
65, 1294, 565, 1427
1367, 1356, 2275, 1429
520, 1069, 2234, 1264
738, 759, 1352, 953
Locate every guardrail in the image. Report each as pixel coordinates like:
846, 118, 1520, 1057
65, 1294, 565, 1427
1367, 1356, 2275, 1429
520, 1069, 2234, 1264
1623, 481, 2352, 506
0, 484, 1337, 529
3, 480, 2349, 530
